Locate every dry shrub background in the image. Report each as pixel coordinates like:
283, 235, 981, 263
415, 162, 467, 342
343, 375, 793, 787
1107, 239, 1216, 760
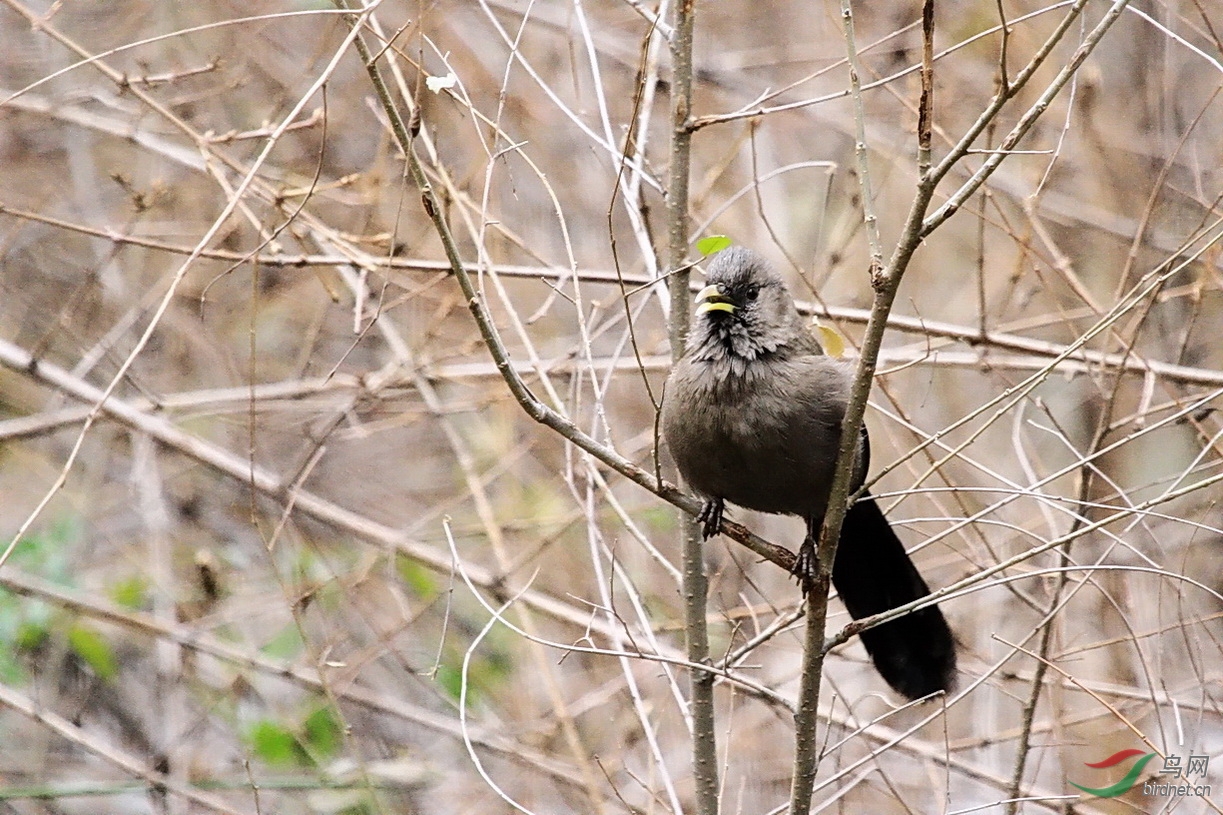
1, 1, 1222, 813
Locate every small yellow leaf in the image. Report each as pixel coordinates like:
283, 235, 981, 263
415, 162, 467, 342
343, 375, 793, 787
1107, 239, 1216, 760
814, 322, 845, 358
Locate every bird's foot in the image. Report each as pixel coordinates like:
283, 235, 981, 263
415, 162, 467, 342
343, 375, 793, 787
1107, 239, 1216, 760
791, 536, 818, 595
696, 498, 725, 540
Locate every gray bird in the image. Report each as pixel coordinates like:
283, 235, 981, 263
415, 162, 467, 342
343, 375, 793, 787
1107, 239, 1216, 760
661, 246, 956, 700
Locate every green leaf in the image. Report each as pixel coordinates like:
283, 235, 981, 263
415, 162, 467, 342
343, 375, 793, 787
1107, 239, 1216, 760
13, 515, 81, 586
639, 505, 678, 533
434, 633, 514, 705
262, 625, 304, 659
396, 556, 438, 600
109, 575, 149, 610
696, 235, 732, 256
14, 620, 49, 652
247, 719, 302, 767
302, 704, 343, 758
67, 624, 118, 681
435, 662, 463, 702
0, 651, 26, 684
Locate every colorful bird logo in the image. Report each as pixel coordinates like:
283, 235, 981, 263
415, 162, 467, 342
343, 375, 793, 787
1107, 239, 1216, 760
1070, 749, 1157, 797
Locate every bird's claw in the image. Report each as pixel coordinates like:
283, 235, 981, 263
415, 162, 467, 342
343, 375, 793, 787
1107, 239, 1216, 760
791, 537, 818, 595
696, 498, 725, 539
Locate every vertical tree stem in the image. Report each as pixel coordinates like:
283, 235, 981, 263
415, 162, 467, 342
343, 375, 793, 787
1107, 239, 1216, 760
790, 4, 936, 810
666, 2, 719, 814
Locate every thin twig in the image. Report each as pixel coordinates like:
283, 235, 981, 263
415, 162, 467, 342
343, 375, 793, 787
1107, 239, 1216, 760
0, 680, 253, 815
923, 0, 1135, 236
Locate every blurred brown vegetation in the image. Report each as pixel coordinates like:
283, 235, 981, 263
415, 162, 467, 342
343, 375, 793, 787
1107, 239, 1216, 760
0, 0, 1222, 813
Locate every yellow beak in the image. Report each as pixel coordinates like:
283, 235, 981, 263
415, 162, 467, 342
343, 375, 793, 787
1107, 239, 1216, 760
695, 284, 736, 314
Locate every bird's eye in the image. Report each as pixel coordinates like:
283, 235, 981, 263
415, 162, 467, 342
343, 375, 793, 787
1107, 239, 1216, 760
746, 286, 760, 301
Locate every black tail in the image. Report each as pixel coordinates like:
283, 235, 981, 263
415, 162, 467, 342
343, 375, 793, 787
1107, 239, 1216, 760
831, 492, 956, 700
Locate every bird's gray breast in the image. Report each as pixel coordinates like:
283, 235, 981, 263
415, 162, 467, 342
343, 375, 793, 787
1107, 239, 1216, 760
663, 355, 853, 519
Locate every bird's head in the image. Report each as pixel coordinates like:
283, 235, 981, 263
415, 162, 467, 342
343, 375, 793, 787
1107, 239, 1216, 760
688, 247, 811, 362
